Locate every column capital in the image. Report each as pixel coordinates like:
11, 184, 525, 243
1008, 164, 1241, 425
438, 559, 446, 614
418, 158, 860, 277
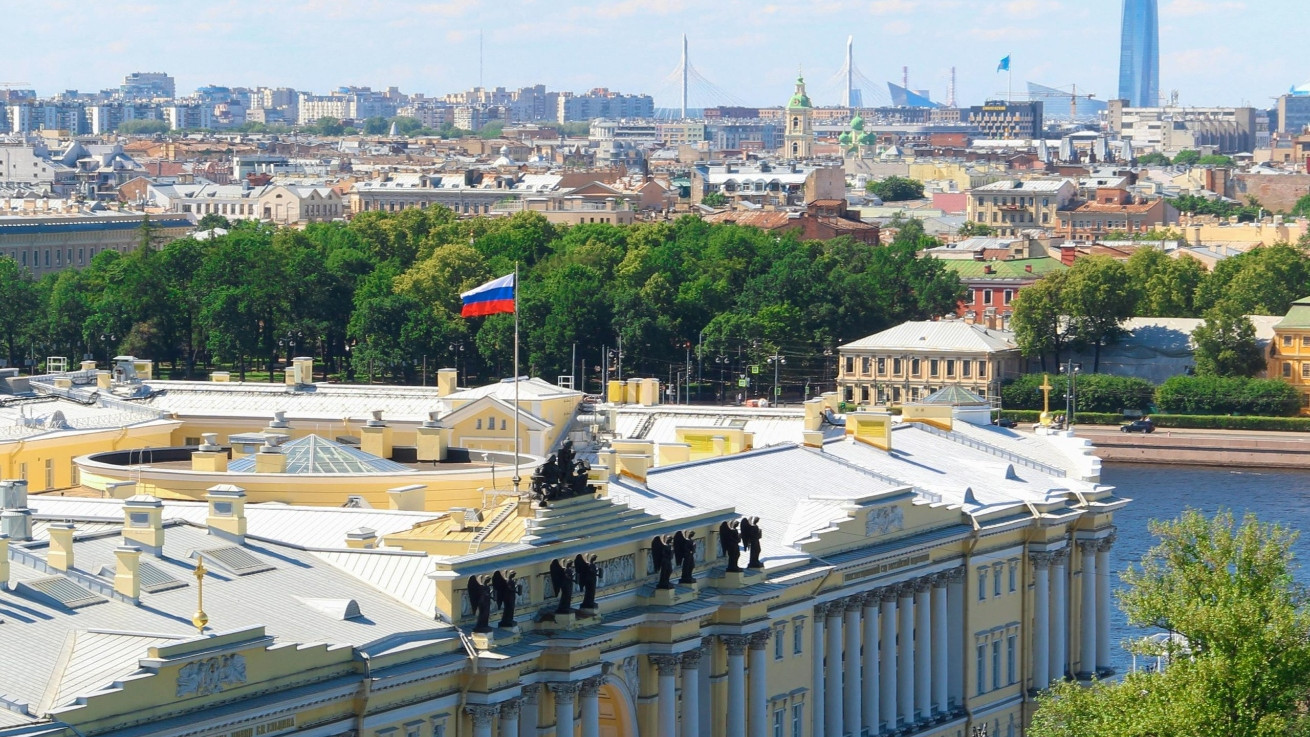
1050, 547, 1069, 565
465, 703, 499, 727
1097, 531, 1117, 552
1031, 550, 1054, 569
1079, 539, 1099, 555
843, 595, 865, 612
947, 564, 968, 583
650, 653, 683, 674
915, 576, 933, 593
549, 681, 582, 703
748, 629, 773, 650
580, 675, 605, 697
824, 602, 844, 620
723, 633, 751, 656
812, 601, 830, 618
681, 649, 704, 669
499, 697, 522, 719
860, 590, 880, 608
878, 585, 900, 603
521, 683, 540, 705
930, 570, 952, 588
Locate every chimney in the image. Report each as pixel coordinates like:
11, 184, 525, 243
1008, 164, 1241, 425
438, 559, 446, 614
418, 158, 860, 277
47, 521, 75, 571
80, 360, 97, 372
211, 371, 231, 382
205, 484, 247, 543
113, 544, 142, 600
846, 411, 894, 451
254, 437, 287, 473
0, 480, 32, 542
191, 433, 228, 472
1025, 264, 1033, 273
416, 411, 447, 462
267, 410, 291, 431
293, 357, 314, 385
437, 368, 458, 397
96, 370, 112, 390
386, 484, 427, 511
345, 527, 377, 549
122, 495, 165, 555
0, 534, 9, 589
360, 411, 393, 459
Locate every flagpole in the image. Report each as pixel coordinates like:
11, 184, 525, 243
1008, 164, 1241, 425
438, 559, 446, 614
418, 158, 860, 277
1007, 52, 1013, 103
512, 262, 521, 494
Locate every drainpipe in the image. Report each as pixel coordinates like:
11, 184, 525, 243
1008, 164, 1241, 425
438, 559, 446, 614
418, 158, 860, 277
962, 510, 982, 733
353, 651, 373, 737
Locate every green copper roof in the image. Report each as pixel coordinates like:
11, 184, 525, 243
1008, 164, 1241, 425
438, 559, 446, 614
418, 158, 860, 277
851, 114, 865, 131
1275, 296, 1310, 329
940, 257, 1068, 280
788, 74, 812, 109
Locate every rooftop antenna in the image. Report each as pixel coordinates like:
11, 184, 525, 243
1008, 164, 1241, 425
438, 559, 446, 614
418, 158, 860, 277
947, 67, 957, 107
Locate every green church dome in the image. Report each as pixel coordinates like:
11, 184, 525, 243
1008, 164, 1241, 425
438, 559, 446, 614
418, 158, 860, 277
787, 74, 812, 109
851, 114, 865, 131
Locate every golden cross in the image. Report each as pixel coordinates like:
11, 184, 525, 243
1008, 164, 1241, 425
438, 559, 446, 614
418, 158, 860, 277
1039, 373, 1053, 415
192, 555, 209, 635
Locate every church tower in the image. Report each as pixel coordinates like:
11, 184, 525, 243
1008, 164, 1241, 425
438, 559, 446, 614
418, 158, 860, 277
784, 73, 813, 160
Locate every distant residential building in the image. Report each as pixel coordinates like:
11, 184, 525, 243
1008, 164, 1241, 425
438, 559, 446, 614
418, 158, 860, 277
1276, 91, 1310, 135
1269, 296, 1310, 413
296, 88, 396, 125
348, 172, 564, 216
162, 103, 213, 131
938, 256, 1069, 325
706, 119, 783, 151
703, 199, 880, 244
966, 100, 1044, 140
0, 212, 193, 276
153, 182, 343, 225
1055, 188, 1177, 241
1107, 100, 1258, 154
397, 101, 453, 128
121, 71, 175, 99
589, 119, 658, 143
966, 179, 1077, 236
556, 88, 654, 123
837, 319, 1022, 405
690, 163, 844, 208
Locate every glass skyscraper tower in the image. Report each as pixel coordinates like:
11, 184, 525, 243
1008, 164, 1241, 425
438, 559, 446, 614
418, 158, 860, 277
1117, 0, 1159, 107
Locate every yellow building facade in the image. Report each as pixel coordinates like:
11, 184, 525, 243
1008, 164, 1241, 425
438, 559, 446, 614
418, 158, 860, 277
1269, 295, 1310, 413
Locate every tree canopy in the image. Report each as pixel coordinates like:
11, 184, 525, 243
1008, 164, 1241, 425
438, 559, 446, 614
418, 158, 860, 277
866, 176, 924, 202
1191, 303, 1265, 377
1030, 509, 1310, 737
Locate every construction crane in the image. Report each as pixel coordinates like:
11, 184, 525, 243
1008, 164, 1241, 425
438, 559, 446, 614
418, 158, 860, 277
1028, 83, 1096, 121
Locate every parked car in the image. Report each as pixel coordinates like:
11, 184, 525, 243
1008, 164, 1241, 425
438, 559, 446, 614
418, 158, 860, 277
1120, 418, 1155, 433
992, 417, 1017, 428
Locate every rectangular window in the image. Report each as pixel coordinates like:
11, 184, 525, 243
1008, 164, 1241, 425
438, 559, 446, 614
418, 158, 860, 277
911, 358, 921, 377
1284, 335, 1294, 347
983, 289, 993, 305
977, 644, 987, 694
1004, 289, 1015, 304
978, 361, 987, 379
845, 356, 855, 374
1285, 362, 1294, 378
1007, 634, 1017, 685
1301, 336, 1309, 347
861, 385, 870, 402
877, 357, 886, 375
773, 707, 785, 737
861, 357, 872, 375
893, 358, 903, 376
1301, 363, 1309, 380
992, 641, 1002, 691
946, 360, 956, 378
1009, 561, 1017, 592
792, 704, 804, 737
794, 619, 805, 654
775, 624, 786, 660
930, 359, 940, 378
993, 564, 1003, 597
978, 569, 987, 600
962, 361, 972, 378
45, 458, 54, 489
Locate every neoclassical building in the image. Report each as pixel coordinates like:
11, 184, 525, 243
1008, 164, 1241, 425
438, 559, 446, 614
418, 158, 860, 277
0, 379, 1126, 737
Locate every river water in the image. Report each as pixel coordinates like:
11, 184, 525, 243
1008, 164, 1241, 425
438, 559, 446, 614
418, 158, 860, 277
1102, 462, 1310, 674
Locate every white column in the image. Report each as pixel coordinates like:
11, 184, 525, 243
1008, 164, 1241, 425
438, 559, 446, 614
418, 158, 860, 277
947, 568, 965, 710
825, 605, 844, 737
879, 589, 898, 732
550, 682, 579, 737
467, 704, 498, 737
843, 598, 862, 737
1051, 549, 1068, 683
580, 678, 603, 737
1031, 552, 1051, 690
1079, 541, 1098, 679
500, 699, 521, 737
519, 685, 540, 737
749, 630, 771, 737
699, 637, 713, 737
897, 583, 915, 727
812, 605, 827, 737
862, 594, 880, 736
652, 654, 682, 737
725, 635, 749, 737
931, 576, 949, 717
914, 580, 931, 723
682, 650, 703, 737
1096, 534, 1115, 673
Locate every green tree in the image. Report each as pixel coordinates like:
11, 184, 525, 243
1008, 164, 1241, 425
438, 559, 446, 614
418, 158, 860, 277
1191, 304, 1265, 377
1172, 149, 1202, 166
0, 256, 38, 367
1197, 154, 1235, 166
701, 191, 728, 207
1136, 151, 1172, 165
1125, 248, 1205, 317
957, 221, 994, 237
1010, 271, 1070, 371
1031, 509, 1310, 737
1292, 194, 1310, 218
865, 175, 924, 202
1194, 244, 1310, 316
361, 116, 389, 135
1063, 256, 1138, 372
197, 213, 230, 231
117, 119, 170, 135
313, 116, 345, 136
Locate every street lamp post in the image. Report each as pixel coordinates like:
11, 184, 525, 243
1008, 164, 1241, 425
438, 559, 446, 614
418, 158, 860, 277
1061, 359, 1082, 427
767, 353, 785, 407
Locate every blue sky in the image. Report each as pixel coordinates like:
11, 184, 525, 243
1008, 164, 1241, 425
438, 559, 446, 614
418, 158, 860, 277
4, 0, 1301, 109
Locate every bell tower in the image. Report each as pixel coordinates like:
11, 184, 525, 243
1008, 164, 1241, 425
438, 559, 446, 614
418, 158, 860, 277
784, 71, 813, 160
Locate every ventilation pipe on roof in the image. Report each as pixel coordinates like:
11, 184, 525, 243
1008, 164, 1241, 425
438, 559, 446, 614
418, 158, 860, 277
0, 534, 9, 589
416, 412, 447, 463
192, 433, 228, 472
122, 495, 164, 555
205, 485, 247, 544
1, 479, 33, 543
361, 411, 394, 460
267, 410, 291, 430
254, 438, 287, 474
113, 544, 142, 600
345, 527, 377, 550
437, 368, 458, 397
47, 521, 75, 572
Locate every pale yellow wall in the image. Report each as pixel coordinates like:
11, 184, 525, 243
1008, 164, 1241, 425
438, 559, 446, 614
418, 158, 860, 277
0, 421, 179, 493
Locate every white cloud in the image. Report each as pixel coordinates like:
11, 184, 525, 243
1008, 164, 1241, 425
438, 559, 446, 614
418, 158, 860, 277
1166, 0, 1247, 16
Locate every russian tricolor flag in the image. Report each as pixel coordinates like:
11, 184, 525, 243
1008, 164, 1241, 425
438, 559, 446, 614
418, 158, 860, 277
460, 273, 516, 317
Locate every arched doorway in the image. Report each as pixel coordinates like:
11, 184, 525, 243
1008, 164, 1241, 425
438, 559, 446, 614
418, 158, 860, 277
597, 677, 639, 737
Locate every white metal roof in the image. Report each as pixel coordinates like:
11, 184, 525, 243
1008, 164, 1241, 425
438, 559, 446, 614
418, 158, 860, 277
840, 320, 1018, 353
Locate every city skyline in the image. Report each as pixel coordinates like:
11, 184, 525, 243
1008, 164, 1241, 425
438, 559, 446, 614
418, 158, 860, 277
3, 0, 1302, 110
